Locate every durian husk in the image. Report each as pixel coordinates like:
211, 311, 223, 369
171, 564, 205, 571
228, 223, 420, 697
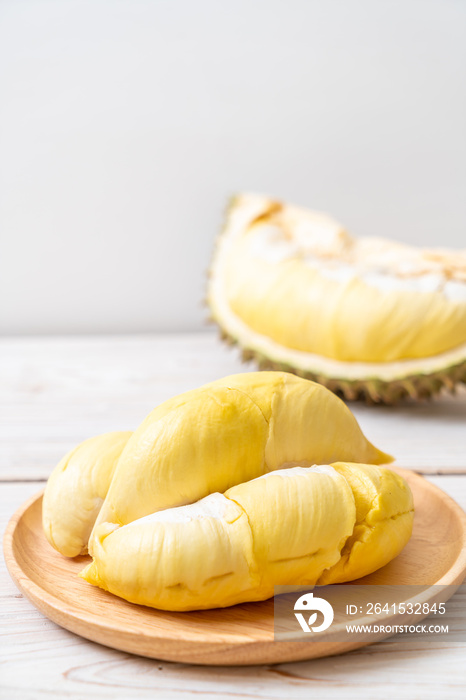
206, 195, 466, 405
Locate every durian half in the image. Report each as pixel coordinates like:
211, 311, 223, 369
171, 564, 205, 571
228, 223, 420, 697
207, 194, 466, 403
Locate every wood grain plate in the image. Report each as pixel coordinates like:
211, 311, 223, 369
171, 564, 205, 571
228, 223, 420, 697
4, 468, 466, 665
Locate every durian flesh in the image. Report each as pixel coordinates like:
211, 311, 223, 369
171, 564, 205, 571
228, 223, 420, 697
207, 194, 466, 402
42, 431, 132, 557
42, 371, 414, 611
89, 371, 391, 545
43, 372, 391, 558
80, 463, 414, 611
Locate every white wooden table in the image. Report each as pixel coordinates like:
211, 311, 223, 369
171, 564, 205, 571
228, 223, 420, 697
1, 333, 465, 699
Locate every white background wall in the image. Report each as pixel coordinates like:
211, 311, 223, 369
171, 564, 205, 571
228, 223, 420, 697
1, 0, 465, 335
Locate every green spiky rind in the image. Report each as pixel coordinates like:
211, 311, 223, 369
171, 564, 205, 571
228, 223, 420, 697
213, 324, 466, 405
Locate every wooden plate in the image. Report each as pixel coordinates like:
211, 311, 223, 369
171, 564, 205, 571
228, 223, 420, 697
4, 468, 466, 665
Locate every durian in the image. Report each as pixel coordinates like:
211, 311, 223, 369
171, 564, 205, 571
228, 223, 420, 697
43, 372, 413, 611
42, 431, 132, 557
80, 462, 413, 611
43, 372, 392, 558
207, 194, 466, 403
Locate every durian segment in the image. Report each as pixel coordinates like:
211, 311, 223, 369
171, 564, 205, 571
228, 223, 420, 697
225, 466, 355, 589
90, 384, 269, 538
80, 463, 414, 611
90, 372, 391, 550
80, 466, 357, 610
317, 463, 414, 584
80, 493, 258, 611
42, 431, 132, 557
225, 223, 466, 362
207, 193, 466, 402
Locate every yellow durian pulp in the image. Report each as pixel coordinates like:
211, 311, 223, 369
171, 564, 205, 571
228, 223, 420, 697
42, 431, 132, 557
89, 372, 391, 545
42, 371, 414, 612
44, 372, 390, 558
80, 463, 414, 611
317, 463, 414, 584
213, 194, 466, 363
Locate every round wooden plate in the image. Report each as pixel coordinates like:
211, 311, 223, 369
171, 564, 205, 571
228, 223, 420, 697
4, 468, 466, 665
